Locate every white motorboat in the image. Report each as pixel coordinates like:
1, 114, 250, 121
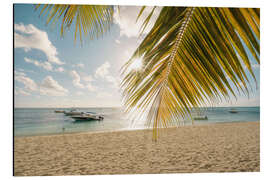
192, 107, 208, 120
71, 112, 104, 121
193, 115, 208, 120
64, 109, 83, 116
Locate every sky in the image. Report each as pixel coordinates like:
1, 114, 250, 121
14, 4, 260, 108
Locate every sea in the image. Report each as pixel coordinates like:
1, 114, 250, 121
14, 107, 260, 137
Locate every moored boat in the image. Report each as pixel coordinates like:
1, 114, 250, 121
192, 107, 208, 120
71, 112, 104, 121
228, 109, 238, 113
64, 109, 83, 116
193, 115, 208, 120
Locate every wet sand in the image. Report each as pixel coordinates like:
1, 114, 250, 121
14, 121, 260, 176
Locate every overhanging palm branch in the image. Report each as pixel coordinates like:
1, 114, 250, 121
34, 5, 260, 140
121, 7, 260, 140
35, 4, 114, 43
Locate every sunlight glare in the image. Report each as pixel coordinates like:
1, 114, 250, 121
130, 58, 143, 70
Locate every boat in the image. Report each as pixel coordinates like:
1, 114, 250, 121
54, 110, 65, 113
192, 107, 208, 120
64, 109, 83, 116
228, 108, 238, 113
193, 115, 208, 120
71, 112, 104, 121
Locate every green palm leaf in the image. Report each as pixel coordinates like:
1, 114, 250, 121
121, 7, 260, 140
35, 4, 114, 43
34, 5, 260, 140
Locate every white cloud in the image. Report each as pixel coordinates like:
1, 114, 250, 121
14, 23, 64, 65
113, 6, 161, 37
105, 75, 118, 87
14, 70, 26, 77
15, 72, 38, 92
55, 67, 65, 73
24, 57, 66, 73
16, 68, 35, 74
95, 61, 118, 88
15, 71, 68, 97
40, 76, 68, 96
95, 61, 110, 78
82, 74, 94, 82
69, 70, 85, 89
115, 39, 121, 44
15, 88, 31, 96
24, 57, 53, 71
86, 84, 97, 92
19, 89, 31, 96
70, 70, 98, 91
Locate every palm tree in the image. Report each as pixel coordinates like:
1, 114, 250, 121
35, 5, 260, 140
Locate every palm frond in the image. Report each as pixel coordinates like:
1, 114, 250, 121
121, 7, 260, 140
136, 6, 157, 36
35, 4, 114, 43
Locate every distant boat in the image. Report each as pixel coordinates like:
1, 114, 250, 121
64, 109, 83, 116
228, 108, 238, 113
192, 107, 208, 120
54, 110, 65, 113
71, 112, 104, 121
193, 115, 208, 120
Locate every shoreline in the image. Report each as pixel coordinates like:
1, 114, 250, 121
14, 120, 259, 138
14, 121, 260, 175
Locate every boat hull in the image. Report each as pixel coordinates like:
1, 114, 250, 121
64, 112, 82, 116
71, 116, 103, 121
54, 110, 65, 113
193, 116, 208, 120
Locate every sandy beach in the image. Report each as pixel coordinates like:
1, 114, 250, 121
14, 121, 260, 176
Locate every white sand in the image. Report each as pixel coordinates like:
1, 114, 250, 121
14, 121, 260, 176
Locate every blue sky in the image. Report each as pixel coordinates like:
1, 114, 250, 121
14, 4, 260, 108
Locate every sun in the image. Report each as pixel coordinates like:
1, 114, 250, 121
130, 58, 143, 70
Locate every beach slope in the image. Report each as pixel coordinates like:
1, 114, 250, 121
14, 121, 259, 175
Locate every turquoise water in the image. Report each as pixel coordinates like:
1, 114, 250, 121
14, 107, 259, 137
